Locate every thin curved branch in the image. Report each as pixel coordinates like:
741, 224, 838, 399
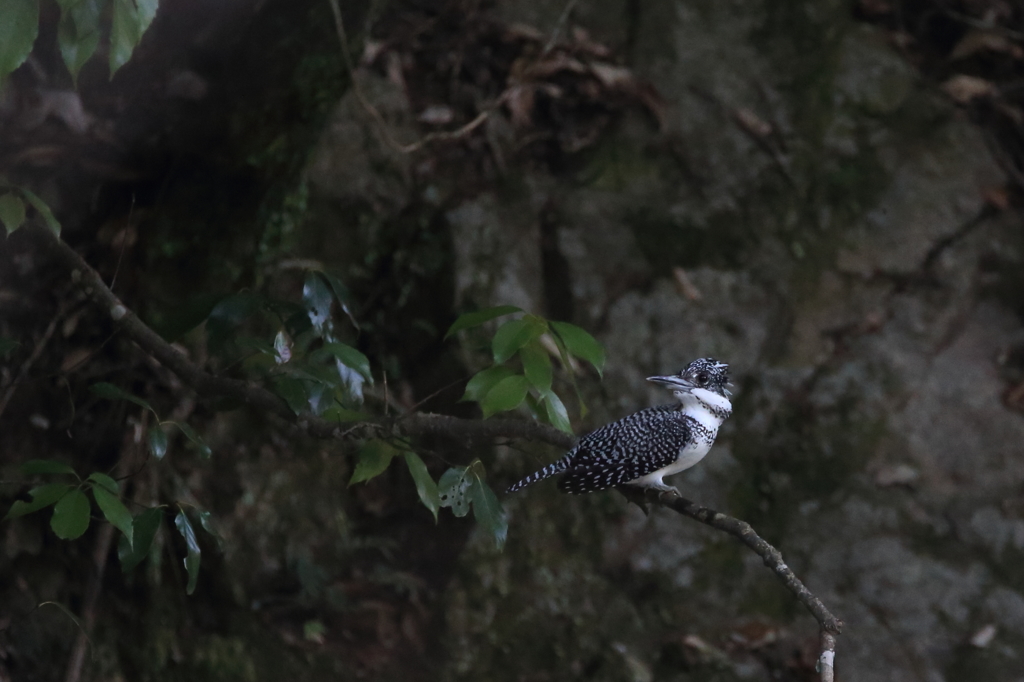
39, 224, 841, 679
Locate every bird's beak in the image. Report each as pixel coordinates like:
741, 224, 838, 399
646, 375, 695, 392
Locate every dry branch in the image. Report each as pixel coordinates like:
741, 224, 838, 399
38, 224, 842, 680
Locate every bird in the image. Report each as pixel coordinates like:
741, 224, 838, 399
506, 357, 733, 496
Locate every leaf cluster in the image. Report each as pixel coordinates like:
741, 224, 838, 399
3, 461, 219, 594
447, 306, 605, 434
0, 0, 159, 85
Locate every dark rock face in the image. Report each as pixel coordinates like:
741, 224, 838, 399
306, 1, 1024, 679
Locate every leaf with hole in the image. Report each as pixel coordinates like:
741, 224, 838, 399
349, 439, 399, 485
50, 489, 91, 540
19, 459, 77, 476
5, 483, 73, 520
90, 382, 156, 414
174, 510, 201, 595
519, 341, 552, 392
445, 305, 522, 339
92, 484, 133, 548
480, 375, 530, 418
404, 451, 439, 522
550, 322, 605, 377
118, 507, 162, 572
147, 425, 168, 459
468, 467, 508, 550
461, 366, 515, 403
0, 192, 26, 235
438, 466, 471, 517
0, 0, 39, 85
492, 316, 547, 364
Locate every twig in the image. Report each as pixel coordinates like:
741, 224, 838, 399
63, 523, 115, 682
621, 487, 844, 680
37, 225, 572, 449
40, 224, 841, 677
0, 302, 68, 420
542, 0, 580, 57
326, 0, 490, 154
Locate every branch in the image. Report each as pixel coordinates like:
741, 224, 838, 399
620, 487, 844, 679
39, 225, 840, 679
38, 225, 573, 450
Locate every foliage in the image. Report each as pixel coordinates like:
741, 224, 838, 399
0, 183, 61, 237
2, 188, 607, 583
0, 0, 159, 84
446, 306, 605, 433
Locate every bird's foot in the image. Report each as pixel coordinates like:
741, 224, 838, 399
645, 483, 681, 496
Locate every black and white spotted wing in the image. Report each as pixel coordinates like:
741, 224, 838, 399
557, 406, 694, 494
505, 405, 696, 495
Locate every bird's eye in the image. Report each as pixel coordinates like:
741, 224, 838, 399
696, 371, 710, 385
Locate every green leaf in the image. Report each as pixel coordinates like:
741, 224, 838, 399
519, 341, 552, 392
0, 192, 26, 235
196, 510, 224, 550
206, 292, 262, 353
404, 451, 439, 522
303, 271, 334, 338
92, 485, 133, 548
174, 510, 201, 595
110, 0, 143, 75
445, 305, 522, 339
118, 507, 162, 572
147, 425, 168, 459
468, 467, 508, 550
0, 0, 38, 84
90, 382, 156, 414
50, 489, 91, 540
0, 337, 18, 358
5, 483, 73, 519
438, 466, 471, 517
548, 332, 588, 419
550, 321, 605, 377
18, 188, 61, 236
540, 388, 573, 434
172, 421, 211, 458
460, 365, 515, 403
349, 439, 398, 485
492, 316, 547, 364
86, 472, 118, 495
320, 342, 372, 384
57, 0, 101, 83
136, 0, 158, 33
316, 270, 359, 330
480, 375, 530, 418
271, 376, 309, 415
20, 459, 77, 476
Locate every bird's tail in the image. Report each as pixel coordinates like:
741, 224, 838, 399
506, 455, 572, 493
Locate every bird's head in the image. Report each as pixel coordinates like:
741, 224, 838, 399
647, 357, 732, 402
